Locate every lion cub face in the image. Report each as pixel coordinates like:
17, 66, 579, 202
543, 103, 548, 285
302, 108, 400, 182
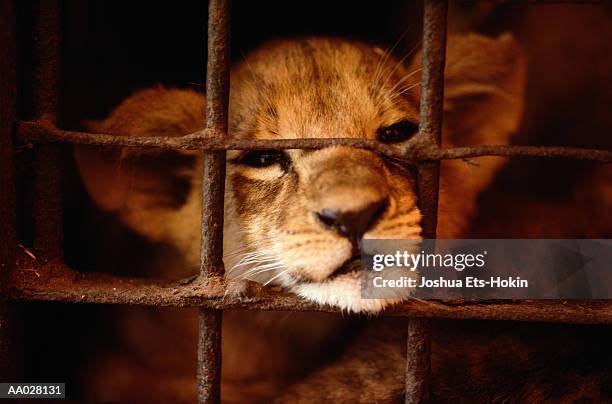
225, 39, 422, 312
76, 35, 524, 313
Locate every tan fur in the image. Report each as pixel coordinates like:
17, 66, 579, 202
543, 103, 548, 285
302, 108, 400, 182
75, 35, 529, 402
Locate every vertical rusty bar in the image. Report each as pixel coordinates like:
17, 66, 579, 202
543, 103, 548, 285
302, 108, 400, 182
197, 310, 222, 404
31, 0, 63, 261
406, 1, 448, 403
0, 0, 19, 381
197, 0, 230, 403
406, 318, 432, 404
200, 0, 229, 279
416, 0, 447, 239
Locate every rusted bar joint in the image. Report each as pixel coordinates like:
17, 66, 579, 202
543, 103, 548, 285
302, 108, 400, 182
17, 121, 612, 162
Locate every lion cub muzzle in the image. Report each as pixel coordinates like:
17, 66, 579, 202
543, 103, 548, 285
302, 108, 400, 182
302, 147, 390, 246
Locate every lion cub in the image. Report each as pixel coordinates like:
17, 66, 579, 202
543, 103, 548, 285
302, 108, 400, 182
75, 35, 530, 402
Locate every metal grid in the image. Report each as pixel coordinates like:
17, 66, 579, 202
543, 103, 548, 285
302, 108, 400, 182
1, 0, 612, 402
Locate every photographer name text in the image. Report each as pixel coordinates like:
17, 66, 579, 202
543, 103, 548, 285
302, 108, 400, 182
372, 276, 528, 289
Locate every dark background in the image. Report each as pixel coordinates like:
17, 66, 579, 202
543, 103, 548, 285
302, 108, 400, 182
13, 0, 612, 398
59, 0, 423, 126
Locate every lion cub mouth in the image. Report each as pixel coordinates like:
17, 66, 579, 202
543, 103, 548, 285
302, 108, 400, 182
291, 254, 408, 314
290, 249, 410, 315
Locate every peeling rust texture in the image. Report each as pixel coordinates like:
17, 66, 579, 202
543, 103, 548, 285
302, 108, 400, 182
17, 121, 612, 162
31, 0, 63, 262
406, 318, 431, 404
407, 1, 448, 403
7, 260, 612, 324
0, 0, 19, 381
198, 0, 231, 402
200, 152, 227, 279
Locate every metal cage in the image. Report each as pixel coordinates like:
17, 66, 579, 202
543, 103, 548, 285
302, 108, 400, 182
1, 0, 612, 402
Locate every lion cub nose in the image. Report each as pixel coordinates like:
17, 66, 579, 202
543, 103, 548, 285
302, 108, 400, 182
316, 198, 388, 241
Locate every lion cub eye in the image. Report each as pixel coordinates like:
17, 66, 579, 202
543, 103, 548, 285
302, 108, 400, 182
377, 120, 419, 144
237, 150, 288, 168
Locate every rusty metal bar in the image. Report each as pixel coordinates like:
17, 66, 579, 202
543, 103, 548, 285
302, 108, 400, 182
415, 0, 447, 239
31, 0, 63, 262
197, 0, 231, 402
0, 0, 18, 291
0, 0, 19, 382
406, 318, 432, 403
406, 1, 448, 403
198, 310, 222, 404
16, 121, 612, 162
200, 0, 230, 281
7, 261, 612, 325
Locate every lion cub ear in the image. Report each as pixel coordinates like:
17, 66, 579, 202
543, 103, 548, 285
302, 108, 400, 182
444, 33, 525, 146
74, 86, 205, 241
411, 33, 526, 146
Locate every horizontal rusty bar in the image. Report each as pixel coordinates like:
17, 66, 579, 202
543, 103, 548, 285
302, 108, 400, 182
16, 121, 612, 162
433, 145, 612, 162
7, 260, 612, 325
15, 120, 413, 157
